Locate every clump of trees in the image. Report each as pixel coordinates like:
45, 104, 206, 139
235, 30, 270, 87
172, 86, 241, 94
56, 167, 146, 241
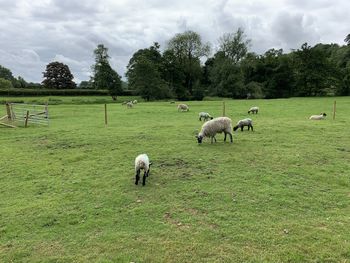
1, 30, 350, 99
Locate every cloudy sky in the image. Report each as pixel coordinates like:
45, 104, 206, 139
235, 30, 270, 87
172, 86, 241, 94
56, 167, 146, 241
0, 0, 349, 84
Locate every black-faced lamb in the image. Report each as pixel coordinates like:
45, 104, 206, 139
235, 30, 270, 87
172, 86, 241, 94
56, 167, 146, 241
198, 112, 214, 121
134, 154, 152, 186
248, 106, 259, 114
309, 113, 327, 120
127, 101, 133, 108
178, 104, 189, 112
196, 117, 233, 144
233, 118, 253, 131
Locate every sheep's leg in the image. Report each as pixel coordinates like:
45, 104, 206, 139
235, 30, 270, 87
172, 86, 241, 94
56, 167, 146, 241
142, 171, 147, 186
135, 170, 140, 185
214, 136, 217, 142
224, 133, 227, 141
241, 126, 244, 132
146, 169, 150, 177
228, 133, 233, 143
250, 125, 253, 131
211, 136, 213, 144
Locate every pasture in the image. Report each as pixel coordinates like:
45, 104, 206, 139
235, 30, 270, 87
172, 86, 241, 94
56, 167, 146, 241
0, 97, 349, 262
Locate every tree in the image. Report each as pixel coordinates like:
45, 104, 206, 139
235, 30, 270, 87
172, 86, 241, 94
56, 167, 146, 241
42, 61, 76, 89
91, 44, 122, 100
166, 31, 210, 99
219, 27, 251, 64
293, 43, 335, 96
0, 65, 14, 81
345, 34, 350, 46
0, 78, 13, 89
126, 43, 170, 100
208, 28, 251, 98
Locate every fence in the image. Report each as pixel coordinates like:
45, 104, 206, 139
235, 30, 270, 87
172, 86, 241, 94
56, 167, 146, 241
0, 103, 49, 127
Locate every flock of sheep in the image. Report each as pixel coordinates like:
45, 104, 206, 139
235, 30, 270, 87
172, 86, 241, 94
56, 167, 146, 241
134, 102, 327, 186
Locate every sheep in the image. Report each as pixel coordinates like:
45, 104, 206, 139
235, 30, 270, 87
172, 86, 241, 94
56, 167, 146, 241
309, 113, 327, 120
177, 104, 189, 112
196, 117, 233, 144
198, 112, 214, 122
133, 100, 138, 104
248, 106, 259, 114
134, 154, 152, 186
127, 101, 133, 108
233, 118, 253, 132
122, 101, 127, 105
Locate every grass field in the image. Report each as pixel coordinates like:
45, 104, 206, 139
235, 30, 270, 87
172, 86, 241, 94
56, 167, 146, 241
1, 97, 349, 262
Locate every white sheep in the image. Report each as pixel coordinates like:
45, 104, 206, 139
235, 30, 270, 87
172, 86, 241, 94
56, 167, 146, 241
127, 101, 133, 108
134, 154, 152, 186
309, 113, 327, 120
233, 118, 253, 131
196, 117, 233, 144
177, 104, 189, 112
133, 100, 138, 104
198, 112, 214, 122
248, 106, 259, 114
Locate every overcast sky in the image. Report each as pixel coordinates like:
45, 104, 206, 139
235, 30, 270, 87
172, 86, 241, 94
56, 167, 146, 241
0, 0, 349, 84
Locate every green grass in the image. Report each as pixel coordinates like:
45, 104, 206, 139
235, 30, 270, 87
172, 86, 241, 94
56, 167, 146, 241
1, 97, 349, 262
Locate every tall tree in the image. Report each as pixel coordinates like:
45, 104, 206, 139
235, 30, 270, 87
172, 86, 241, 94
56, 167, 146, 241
91, 44, 122, 100
345, 34, 350, 46
42, 61, 76, 89
219, 27, 251, 64
208, 28, 250, 98
126, 43, 170, 100
0, 65, 15, 82
166, 31, 210, 98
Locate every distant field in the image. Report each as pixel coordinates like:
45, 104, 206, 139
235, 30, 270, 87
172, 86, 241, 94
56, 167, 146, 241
0, 97, 349, 262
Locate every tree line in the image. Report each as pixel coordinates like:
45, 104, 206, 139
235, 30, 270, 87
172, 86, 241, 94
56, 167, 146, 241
1, 30, 349, 100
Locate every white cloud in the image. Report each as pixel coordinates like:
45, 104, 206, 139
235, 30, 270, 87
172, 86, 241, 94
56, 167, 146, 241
0, 0, 349, 83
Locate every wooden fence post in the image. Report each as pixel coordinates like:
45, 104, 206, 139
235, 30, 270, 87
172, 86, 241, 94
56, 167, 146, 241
6, 103, 12, 120
222, 101, 226, 117
24, 110, 29, 128
104, 104, 108, 126
333, 100, 336, 120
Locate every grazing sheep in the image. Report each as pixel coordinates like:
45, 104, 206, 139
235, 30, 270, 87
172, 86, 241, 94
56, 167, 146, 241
309, 113, 327, 120
248, 106, 259, 114
233, 118, 253, 131
134, 154, 152, 186
198, 112, 214, 121
196, 117, 233, 144
178, 104, 189, 112
133, 100, 138, 104
127, 101, 133, 108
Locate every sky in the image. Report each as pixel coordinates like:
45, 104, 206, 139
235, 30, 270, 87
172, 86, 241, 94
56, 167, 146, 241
0, 0, 349, 84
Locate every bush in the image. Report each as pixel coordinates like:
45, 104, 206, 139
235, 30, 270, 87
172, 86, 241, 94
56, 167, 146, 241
0, 88, 136, 97
0, 78, 13, 89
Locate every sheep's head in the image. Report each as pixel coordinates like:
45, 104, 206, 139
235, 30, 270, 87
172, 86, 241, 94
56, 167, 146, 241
233, 125, 239, 131
210, 116, 214, 120
195, 135, 203, 144
322, 113, 327, 116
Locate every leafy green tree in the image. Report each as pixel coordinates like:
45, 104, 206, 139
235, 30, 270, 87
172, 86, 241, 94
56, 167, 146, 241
219, 27, 251, 64
293, 43, 335, 96
127, 43, 170, 100
0, 65, 14, 81
166, 31, 210, 99
345, 34, 350, 46
91, 44, 122, 100
42, 61, 76, 89
0, 78, 13, 89
208, 29, 250, 98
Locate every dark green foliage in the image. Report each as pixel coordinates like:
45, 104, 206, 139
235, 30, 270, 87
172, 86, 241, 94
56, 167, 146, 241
91, 44, 122, 100
0, 78, 13, 89
126, 43, 170, 100
0, 65, 14, 81
42, 61, 76, 89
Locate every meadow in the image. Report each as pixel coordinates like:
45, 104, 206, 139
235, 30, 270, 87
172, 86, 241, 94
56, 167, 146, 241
0, 96, 349, 262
